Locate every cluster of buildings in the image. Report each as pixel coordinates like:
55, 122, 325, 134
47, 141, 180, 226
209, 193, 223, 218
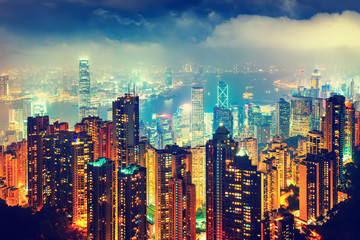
0, 61, 358, 240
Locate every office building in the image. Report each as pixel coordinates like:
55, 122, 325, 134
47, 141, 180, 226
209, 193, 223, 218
190, 146, 206, 209
191, 87, 204, 147
290, 96, 312, 137
213, 107, 233, 136
217, 80, 228, 108
307, 130, 323, 155
0, 75, 9, 97
156, 114, 175, 149
79, 58, 91, 121
275, 98, 290, 139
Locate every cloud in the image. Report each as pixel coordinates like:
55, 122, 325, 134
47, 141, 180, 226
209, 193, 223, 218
93, 8, 150, 27
203, 11, 360, 52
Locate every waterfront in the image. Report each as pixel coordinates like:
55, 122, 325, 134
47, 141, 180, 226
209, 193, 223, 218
0, 71, 293, 133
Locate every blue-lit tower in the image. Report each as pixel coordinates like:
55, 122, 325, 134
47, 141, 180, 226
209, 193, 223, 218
79, 58, 91, 121
217, 79, 228, 109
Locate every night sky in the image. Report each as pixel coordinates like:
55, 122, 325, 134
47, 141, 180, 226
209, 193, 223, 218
1, 0, 360, 69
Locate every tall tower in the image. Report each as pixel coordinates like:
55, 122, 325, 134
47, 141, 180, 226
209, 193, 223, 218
165, 68, 172, 88
206, 126, 262, 239
118, 165, 147, 240
206, 125, 236, 240
79, 58, 91, 121
275, 98, 290, 139
154, 145, 194, 240
0, 75, 9, 97
27, 115, 50, 209
87, 158, 116, 240
344, 102, 355, 163
324, 95, 345, 190
113, 93, 139, 169
217, 80, 228, 109
72, 132, 94, 228
191, 87, 204, 147
311, 69, 321, 89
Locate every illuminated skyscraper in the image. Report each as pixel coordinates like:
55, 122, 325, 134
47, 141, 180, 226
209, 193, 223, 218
174, 104, 191, 147
165, 68, 172, 88
260, 159, 280, 216
299, 151, 336, 222
156, 114, 175, 149
191, 87, 204, 147
213, 107, 233, 136
79, 58, 91, 121
311, 69, 321, 98
230, 105, 240, 137
344, 102, 355, 163
290, 96, 312, 137
190, 146, 206, 209
206, 127, 262, 239
311, 98, 325, 131
307, 130, 323, 155
323, 95, 345, 190
0, 75, 9, 97
154, 145, 193, 240
87, 158, 116, 240
217, 80, 228, 108
72, 132, 94, 228
260, 136, 290, 189
118, 165, 147, 240
204, 112, 213, 141
27, 115, 50, 209
113, 93, 139, 169
239, 137, 259, 166
275, 98, 290, 139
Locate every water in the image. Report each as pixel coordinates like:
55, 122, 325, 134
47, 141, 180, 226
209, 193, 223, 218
0, 71, 292, 133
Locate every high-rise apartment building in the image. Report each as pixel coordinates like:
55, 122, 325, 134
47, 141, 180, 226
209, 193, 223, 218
206, 126, 262, 239
118, 165, 147, 240
275, 98, 290, 139
72, 132, 94, 228
323, 95, 345, 190
87, 158, 116, 240
307, 130, 323, 155
154, 145, 194, 240
113, 93, 139, 168
191, 87, 204, 147
344, 102, 355, 163
78, 58, 91, 121
190, 146, 206, 209
299, 151, 336, 222
27, 115, 50, 209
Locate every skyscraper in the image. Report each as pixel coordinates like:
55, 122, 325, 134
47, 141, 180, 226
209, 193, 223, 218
72, 132, 94, 228
213, 107, 233, 136
299, 151, 336, 221
190, 146, 206, 209
275, 98, 290, 139
118, 165, 147, 240
217, 80, 228, 108
307, 130, 323, 155
27, 115, 50, 209
0, 75, 9, 97
206, 126, 262, 239
344, 102, 355, 163
311, 69, 321, 89
191, 87, 204, 147
79, 58, 91, 121
154, 145, 194, 240
239, 137, 259, 166
165, 68, 172, 88
113, 93, 139, 169
324, 95, 345, 190
290, 96, 312, 137
87, 158, 116, 240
